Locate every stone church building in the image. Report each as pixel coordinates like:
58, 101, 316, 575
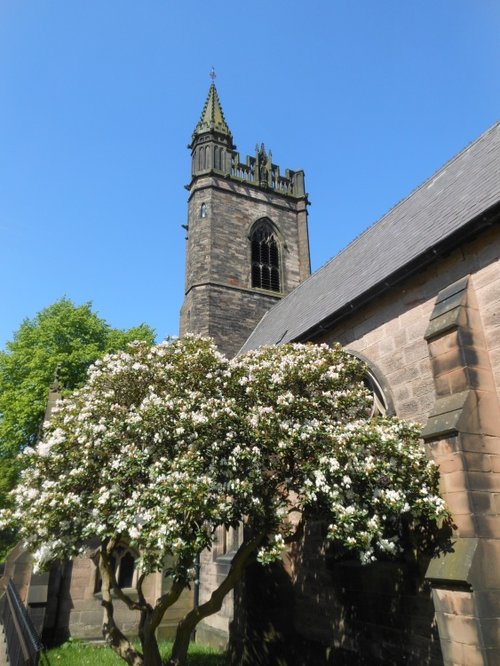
2, 84, 500, 665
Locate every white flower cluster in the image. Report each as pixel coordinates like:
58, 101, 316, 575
0, 337, 449, 576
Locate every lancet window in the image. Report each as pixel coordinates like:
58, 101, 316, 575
214, 146, 224, 170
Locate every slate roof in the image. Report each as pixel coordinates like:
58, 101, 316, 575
241, 122, 500, 352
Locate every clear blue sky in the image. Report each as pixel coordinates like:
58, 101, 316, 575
1, 1, 499, 349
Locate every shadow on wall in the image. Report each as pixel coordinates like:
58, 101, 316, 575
227, 558, 296, 666
228, 520, 445, 666
44, 560, 73, 646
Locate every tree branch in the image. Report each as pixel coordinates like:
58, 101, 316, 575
283, 519, 304, 545
148, 558, 191, 631
136, 572, 151, 611
168, 531, 265, 665
100, 544, 147, 612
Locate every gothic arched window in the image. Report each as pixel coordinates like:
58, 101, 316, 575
250, 220, 281, 292
346, 350, 393, 419
363, 369, 390, 418
94, 545, 138, 593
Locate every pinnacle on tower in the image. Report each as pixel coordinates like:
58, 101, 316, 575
192, 83, 232, 138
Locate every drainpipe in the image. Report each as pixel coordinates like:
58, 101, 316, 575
192, 555, 200, 641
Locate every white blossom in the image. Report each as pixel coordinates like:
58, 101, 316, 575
3, 337, 449, 585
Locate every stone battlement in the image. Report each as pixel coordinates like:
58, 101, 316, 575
229, 143, 305, 197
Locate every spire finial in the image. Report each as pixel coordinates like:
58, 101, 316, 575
209, 66, 216, 83
192, 74, 232, 139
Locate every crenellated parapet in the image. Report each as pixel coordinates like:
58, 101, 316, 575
229, 143, 305, 198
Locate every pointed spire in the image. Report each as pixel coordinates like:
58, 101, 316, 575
193, 83, 231, 138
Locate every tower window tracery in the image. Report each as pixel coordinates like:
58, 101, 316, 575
250, 220, 281, 292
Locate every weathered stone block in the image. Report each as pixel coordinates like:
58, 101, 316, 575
440, 470, 470, 494
477, 540, 500, 588
465, 453, 493, 472
436, 452, 464, 474
473, 590, 500, 618
445, 491, 474, 515
475, 515, 500, 539
461, 643, 489, 666
426, 537, 478, 586
479, 618, 500, 648
472, 491, 495, 513
426, 437, 458, 457
468, 471, 500, 492
462, 435, 497, 455
433, 588, 476, 616
453, 513, 478, 537
442, 612, 482, 645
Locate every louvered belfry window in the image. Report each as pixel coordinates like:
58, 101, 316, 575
251, 222, 281, 292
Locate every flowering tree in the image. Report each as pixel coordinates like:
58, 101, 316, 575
1, 337, 449, 666
0, 297, 154, 558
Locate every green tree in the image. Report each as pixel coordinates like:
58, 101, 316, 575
0, 297, 155, 557
0, 337, 450, 666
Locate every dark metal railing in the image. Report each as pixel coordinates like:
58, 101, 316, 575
2, 579, 42, 665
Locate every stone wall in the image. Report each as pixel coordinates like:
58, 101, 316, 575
281, 225, 500, 664
1, 547, 193, 646
317, 228, 500, 416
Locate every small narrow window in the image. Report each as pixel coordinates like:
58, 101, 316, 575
251, 221, 281, 292
200, 203, 207, 218
118, 552, 135, 588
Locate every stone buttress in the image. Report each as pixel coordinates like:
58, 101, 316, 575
423, 276, 500, 666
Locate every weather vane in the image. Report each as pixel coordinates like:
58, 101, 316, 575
209, 66, 216, 82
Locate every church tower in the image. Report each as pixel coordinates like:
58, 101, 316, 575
180, 82, 311, 357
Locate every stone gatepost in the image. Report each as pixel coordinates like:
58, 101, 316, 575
422, 275, 500, 665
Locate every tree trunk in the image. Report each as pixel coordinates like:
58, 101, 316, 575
168, 532, 265, 666
140, 623, 163, 666
167, 623, 191, 666
99, 551, 145, 666
102, 600, 145, 666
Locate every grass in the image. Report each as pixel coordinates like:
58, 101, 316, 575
45, 639, 225, 665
